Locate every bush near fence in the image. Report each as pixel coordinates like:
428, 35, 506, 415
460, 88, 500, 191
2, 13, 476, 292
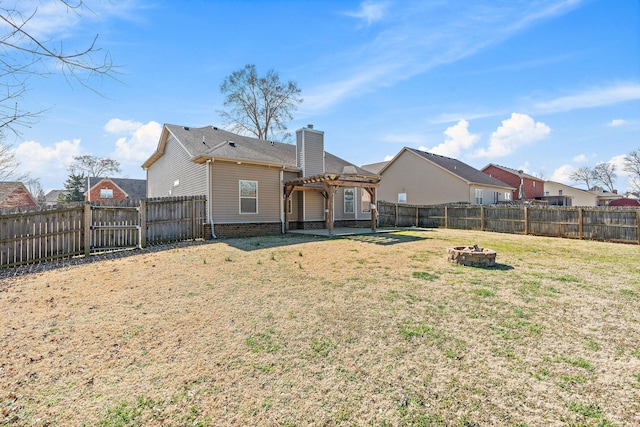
0, 196, 207, 268
377, 201, 640, 244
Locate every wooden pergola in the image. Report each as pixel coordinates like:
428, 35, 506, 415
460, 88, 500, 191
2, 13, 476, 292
284, 173, 381, 234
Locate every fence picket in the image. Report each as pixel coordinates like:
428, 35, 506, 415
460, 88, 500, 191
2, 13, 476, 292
377, 201, 639, 244
0, 196, 207, 268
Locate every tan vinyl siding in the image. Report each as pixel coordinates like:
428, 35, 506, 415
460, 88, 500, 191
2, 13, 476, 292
296, 128, 324, 176
211, 162, 281, 223
146, 134, 206, 198
303, 191, 325, 221
378, 151, 469, 205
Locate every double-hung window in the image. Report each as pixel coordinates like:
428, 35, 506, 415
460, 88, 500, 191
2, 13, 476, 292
239, 180, 258, 214
475, 189, 483, 205
344, 188, 355, 213
100, 189, 113, 199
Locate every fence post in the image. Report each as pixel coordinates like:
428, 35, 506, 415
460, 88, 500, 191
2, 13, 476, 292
415, 206, 419, 227
139, 200, 147, 248
578, 208, 583, 240
444, 205, 448, 229
83, 203, 91, 257
191, 198, 196, 240
637, 210, 640, 245
523, 206, 528, 235
395, 203, 398, 227
480, 206, 485, 231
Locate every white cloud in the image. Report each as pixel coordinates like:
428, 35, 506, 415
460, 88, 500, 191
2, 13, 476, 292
473, 113, 550, 158
572, 154, 588, 163
343, 1, 390, 25
550, 164, 575, 184
426, 119, 479, 158
607, 119, 628, 127
105, 118, 145, 134
13, 139, 82, 189
383, 154, 394, 161
110, 120, 162, 164
608, 154, 629, 177
535, 83, 640, 113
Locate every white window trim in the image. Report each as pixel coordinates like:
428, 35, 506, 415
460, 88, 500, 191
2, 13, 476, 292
344, 188, 355, 214
398, 192, 407, 203
100, 188, 113, 199
475, 188, 483, 205
239, 180, 258, 214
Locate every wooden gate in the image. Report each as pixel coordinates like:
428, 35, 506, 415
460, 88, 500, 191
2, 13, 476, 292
89, 204, 141, 253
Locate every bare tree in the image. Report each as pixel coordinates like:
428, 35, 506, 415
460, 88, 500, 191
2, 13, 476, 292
592, 162, 617, 192
25, 178, 45, 205
569, 166, 595, 190
68, 155, 121, 177
623, 148, 640, 192
219, 64, 302, 141
0, 1, 116, 135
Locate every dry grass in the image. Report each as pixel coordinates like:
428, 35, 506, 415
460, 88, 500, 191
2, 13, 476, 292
1, 228, 639, 426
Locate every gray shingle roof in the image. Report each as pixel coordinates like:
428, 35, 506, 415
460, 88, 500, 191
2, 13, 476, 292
405, 148, 512, 188
163, 124, 374, 177
361, 161, 389, 175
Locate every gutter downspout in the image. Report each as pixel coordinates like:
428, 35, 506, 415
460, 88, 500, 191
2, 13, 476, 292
207, 159, 216, 239
280, 169, 285, 234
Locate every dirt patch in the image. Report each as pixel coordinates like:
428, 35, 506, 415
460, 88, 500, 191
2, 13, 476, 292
1, 229, 639, 426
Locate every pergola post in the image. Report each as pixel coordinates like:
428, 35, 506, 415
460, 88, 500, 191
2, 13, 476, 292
325, 184, 336, 234
367, 187, 377, 231
284, 185, 293, 232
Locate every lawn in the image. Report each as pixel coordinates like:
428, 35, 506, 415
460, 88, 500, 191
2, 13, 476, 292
1, 228, 639, 426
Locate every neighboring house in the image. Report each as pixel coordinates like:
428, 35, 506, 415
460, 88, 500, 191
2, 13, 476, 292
85, 177, 147, 201
541, 181, 596, 206
142, 124, 379, 237
0, 181, 39, 211
588, 187, 621, 206
481, 164, 544, 201
362, 147, 514, 206
609, 198, 640, 207
44, 189, 68, 206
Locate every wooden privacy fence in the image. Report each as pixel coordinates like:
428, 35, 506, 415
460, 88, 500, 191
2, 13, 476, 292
0, 196, 207, 268
378, 201, 640, 244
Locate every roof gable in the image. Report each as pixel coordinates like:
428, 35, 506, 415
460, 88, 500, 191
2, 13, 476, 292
143, 124, 375, 178
384, 148, 513, 189
482, 163, 544, 182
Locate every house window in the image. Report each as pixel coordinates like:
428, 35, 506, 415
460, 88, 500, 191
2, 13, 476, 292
558, 190, 563, 196
545, 191, 549, 196
505, 192, 512, 201
475, 189, 483, 205
344, 188, 355, 213
239, 180, 258, 214
533, 181, 536, 188
361, 189, 371, 213
398, 193, 407, 203
100, 189, 113, 199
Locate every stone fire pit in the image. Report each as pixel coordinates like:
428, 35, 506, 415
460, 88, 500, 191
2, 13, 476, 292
447, 245, 496, 267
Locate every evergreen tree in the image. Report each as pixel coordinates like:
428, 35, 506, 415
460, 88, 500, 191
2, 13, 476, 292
63, 173, 86, 202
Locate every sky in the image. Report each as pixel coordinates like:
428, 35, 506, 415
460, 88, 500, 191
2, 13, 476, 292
6, 0, 640, 193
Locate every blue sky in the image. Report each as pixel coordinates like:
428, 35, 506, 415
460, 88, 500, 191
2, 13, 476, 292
9, 0, 640, 193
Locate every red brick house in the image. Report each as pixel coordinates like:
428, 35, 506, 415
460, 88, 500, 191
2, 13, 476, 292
85, 177, 147, 201
0, 181, 39, 210
481, 164, 544, 201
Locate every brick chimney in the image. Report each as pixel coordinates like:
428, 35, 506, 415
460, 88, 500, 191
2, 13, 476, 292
296, 124, 325, 177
